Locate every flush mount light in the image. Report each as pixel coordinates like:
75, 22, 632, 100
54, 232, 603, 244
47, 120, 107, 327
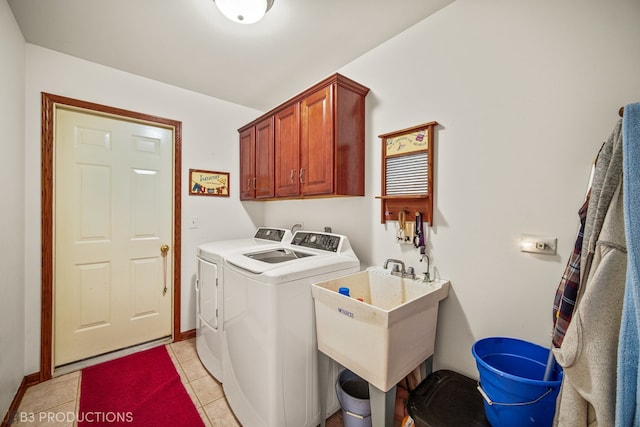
214, 0, 274, 24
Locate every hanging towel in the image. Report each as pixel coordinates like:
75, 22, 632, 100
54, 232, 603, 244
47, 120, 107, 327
553, 120, 627, 426
616, 102, 640, 427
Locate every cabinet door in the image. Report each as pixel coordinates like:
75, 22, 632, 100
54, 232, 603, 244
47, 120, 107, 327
239, 127, 255, 200
300, 85, 334, 195
274, 104, 300, 197
254, 117, 275, 199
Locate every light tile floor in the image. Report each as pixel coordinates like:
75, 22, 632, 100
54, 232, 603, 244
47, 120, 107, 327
10, 338, 347, 427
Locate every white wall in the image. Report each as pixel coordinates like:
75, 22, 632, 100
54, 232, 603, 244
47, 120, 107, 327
265, 0, 640, 377
23, 45, 265, 374
0, 0, 25, 418
15, 0, 640, 385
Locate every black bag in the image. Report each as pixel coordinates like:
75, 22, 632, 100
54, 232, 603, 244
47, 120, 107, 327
406, 370, 490, 427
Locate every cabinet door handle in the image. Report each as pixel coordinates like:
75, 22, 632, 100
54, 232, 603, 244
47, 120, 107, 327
252, 177, 257, 189
299, 168, 305, 184
290, 169, 295, 184
247, 178, 252, 191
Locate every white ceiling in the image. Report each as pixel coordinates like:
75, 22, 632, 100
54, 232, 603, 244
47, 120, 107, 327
8, 0, 454, 111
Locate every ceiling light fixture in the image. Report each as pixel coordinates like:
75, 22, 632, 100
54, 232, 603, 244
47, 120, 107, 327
214, 0, 274, 24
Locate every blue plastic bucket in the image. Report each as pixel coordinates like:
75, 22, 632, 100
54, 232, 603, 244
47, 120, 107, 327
472, 337, 563, 427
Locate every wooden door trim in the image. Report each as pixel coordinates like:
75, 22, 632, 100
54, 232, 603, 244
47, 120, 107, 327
40, 93, 183, 381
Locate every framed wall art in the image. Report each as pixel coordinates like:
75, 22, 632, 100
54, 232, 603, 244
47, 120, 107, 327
189, 169, 229, 197
376, 121, 437, 224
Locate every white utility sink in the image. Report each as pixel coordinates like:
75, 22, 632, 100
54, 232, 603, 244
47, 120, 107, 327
311, 267, 450, 392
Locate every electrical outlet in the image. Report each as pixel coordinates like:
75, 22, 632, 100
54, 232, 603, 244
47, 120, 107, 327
520, 234, 557, 255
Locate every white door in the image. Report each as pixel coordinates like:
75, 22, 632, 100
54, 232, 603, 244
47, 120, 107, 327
54, 107, 174, 366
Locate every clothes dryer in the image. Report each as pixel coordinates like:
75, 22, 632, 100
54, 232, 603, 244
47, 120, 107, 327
195, 227, 291, 381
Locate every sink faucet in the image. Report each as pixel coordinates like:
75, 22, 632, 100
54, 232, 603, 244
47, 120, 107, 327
383, 259, 418, 279
383, 258, 404, 271
420, 253, 431, 283
383, 259, 407, 277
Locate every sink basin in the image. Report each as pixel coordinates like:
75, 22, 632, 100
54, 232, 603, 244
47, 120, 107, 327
311, 267, 449, 392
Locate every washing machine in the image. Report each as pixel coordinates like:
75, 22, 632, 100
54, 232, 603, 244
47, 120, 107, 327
222, 231, 360, 427
195, 227, 292, 381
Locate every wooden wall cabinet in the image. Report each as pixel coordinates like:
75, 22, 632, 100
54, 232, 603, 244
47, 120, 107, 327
239, 73, 369, 200
299, 84, 334, 196
274, 103, 300, 197
239, 116, 274, 200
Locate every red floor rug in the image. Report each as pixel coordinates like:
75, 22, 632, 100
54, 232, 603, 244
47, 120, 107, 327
79, 345, 204, 427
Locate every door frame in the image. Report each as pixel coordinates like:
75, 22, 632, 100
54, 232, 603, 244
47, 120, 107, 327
40, 93, 183, 381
